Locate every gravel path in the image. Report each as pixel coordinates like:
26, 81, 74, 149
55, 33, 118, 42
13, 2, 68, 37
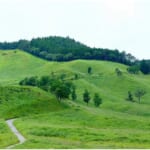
6, 119, 26, 149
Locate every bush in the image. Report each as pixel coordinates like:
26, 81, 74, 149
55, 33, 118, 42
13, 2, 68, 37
93, 93, 102, 107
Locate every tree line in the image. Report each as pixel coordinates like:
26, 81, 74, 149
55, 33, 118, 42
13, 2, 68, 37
0, 36, 150, 74
19, 75, 102, 107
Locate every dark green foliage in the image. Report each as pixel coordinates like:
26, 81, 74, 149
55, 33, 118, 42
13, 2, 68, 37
74, 74, 78, 80
55, 83, 71, 101
126, 91, 134, 102
19, 75, 73, 101
20, 75, 51, 89
135, 89, 146, 103
140, 60, 150, 74
88, 67, 92, 74
50, 80, 73, 101
93, 93, 102, 107
39, 76, 51, 86
50, 80, 61, 93
39, 76, 52, 91
127, 65, 140, 74
60, 73, 66, 81
17, 40, 30, 50
83, 89, 90, 105
71, 87, 77, 101
115, 68, 122, 76
19, 76, 38, 86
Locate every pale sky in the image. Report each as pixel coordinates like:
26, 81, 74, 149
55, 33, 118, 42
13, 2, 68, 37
0, 0, 149, 59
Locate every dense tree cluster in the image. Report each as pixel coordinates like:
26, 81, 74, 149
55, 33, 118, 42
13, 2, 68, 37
19, 75, 74, 101
140, 60, 150, 74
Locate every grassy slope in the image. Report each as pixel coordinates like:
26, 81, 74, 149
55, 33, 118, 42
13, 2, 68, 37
0, 49, 150, 148
0, 86, 65, 119
0, 119, 18, 148
14, 108, 150, 148
0, 86, 65, 147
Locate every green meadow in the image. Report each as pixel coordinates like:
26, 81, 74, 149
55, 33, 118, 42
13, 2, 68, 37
0, 50, 150, 148
0, 119, 18, 148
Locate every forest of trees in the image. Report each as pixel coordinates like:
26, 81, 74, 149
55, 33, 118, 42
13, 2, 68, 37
0, 36, 150, 74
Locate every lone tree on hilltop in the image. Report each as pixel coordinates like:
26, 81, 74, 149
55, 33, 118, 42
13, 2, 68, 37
135, 89, 146, 103
83, 89, 90, 105
93, 93, 102, 107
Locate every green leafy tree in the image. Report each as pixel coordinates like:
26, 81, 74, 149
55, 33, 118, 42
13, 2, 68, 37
50, 80, 61, 92
93, 93, 102, 107
83, 89, 90, 105
88, 67, 92, 74
135, 89, 146, 103
140, 60, 150, 74
71, 87, 77, 101
19, 76, 38, 86
126, 91, 134, 102
74, 73, 78, 80
39, 76, 51, 91
55, 83, 71, 101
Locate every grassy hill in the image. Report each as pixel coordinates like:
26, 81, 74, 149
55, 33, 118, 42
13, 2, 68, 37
0, 86, 66, 119
0, 49, 150, 148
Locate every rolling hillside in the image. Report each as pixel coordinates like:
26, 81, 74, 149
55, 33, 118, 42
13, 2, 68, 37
0, 49, 150, 148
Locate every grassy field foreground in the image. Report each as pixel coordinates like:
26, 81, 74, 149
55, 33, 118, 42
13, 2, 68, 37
14, 108, 150, 148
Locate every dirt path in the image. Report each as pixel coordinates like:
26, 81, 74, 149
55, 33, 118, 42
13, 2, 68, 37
6, 119, 26, 149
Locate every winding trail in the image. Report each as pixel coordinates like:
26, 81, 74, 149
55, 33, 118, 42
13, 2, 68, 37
6, 119, 26, 149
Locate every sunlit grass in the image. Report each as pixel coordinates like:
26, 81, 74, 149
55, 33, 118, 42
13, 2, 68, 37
14, 109, 150, 148
0, 119, 18, 148
0, 49, 149, 148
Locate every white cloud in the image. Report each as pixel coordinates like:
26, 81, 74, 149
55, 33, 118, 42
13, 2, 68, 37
102, 0, 136, 21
